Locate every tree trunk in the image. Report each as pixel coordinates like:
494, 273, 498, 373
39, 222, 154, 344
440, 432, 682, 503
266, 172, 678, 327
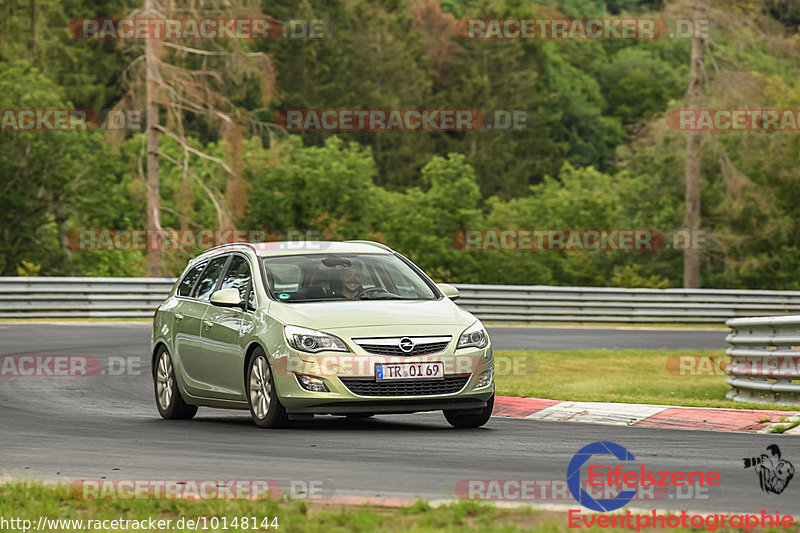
145, 0, 162, 276
29, 0, 39, 68
683, 10, 704, 289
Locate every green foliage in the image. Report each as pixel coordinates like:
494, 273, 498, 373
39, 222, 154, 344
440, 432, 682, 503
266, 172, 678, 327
4, 0, 800, 291
610, 264, 669, 288
16, 260, 42, 277
244, 136, 378, 239
0, 61, 136, 276
374, 153, 484, 281
598, 45, 688, 125
0, 0, 129, 110
261, 0, 434, 189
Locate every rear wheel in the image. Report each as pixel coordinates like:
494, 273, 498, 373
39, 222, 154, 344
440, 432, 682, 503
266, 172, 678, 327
444, 394, 494, 428
154, 347, 197, 420
247, 348, 288, 428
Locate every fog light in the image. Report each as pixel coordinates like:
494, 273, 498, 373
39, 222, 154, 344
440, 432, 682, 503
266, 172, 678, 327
296, 374, 329, 393
476, 369, 494, 389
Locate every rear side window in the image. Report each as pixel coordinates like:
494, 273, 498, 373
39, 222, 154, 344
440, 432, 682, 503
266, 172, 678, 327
218, 255, 252, 302
177, 263, 206, 297
192, 256, 229, 300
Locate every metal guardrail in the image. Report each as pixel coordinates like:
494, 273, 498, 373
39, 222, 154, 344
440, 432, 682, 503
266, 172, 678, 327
725, 316, 800, 405
0, 277, 177, 318
455, 284, 800, 324
5, 277, 800, 324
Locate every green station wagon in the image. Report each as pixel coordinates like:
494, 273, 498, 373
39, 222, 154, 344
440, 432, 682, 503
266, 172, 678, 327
151, 240, 494, 428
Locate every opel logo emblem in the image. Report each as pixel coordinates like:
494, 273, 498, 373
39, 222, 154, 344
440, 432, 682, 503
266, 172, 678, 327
398, 337, 415, 353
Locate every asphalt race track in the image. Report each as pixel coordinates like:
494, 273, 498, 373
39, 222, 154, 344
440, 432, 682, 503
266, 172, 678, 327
0, 323, 793, 515
486, 325, 727, 351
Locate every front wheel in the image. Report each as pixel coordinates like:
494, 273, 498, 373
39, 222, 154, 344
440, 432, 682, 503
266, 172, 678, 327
247, 349, 288, 428
154, 347, 197, 420
444, 394, 494, 428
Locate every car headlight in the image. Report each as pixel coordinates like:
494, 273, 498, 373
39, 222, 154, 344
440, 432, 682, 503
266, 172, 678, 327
457, 321, 489, 349
284, 325, 349, 353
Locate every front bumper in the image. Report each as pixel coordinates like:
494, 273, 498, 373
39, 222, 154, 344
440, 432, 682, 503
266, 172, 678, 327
270, 345, 495, 411
286, 398, 489, 416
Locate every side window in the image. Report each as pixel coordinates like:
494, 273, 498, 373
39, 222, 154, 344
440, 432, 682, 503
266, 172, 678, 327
218, 255, 252, 303
192, 256, 229, 300
177, 263, 206, 297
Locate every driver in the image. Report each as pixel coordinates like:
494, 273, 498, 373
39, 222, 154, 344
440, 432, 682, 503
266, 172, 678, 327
337, 263, 363, 299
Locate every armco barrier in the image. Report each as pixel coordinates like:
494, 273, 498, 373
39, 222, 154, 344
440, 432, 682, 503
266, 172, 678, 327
4, 277, 800, 323
455, 284, 800, 324
725, 316, 800, 405
0, 277, 176, 318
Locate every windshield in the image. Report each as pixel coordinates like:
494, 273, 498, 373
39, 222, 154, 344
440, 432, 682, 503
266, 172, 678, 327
262, 253, 438, 302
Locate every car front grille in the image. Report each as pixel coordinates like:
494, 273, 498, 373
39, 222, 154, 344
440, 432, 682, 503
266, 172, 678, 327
339, 375, 470, 397
353, 336, 451, 356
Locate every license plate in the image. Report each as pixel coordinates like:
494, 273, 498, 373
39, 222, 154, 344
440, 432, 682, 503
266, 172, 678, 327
376, 362, 444, 380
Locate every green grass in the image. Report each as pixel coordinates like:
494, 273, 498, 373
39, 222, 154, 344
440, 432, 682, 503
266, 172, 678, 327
2, 482, 793, 532
767, 417, 800, 433
1, 482, 539, 533
493, 349, 799, 411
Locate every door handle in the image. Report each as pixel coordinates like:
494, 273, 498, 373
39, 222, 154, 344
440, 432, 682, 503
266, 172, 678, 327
174, 313, 184, 322
203, 320, 214, 329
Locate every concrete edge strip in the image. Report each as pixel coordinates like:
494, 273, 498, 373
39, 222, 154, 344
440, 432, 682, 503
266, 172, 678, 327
494, 396, 800, 434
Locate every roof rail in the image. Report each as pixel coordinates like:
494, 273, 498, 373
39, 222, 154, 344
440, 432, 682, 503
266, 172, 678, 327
188, 242, 258, 263
345, 240, 394, 252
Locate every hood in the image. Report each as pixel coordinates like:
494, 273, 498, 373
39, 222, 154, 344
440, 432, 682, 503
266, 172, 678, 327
267, 298, 474, 330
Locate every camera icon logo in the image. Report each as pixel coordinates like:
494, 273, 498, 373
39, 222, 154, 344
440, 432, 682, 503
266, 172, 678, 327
743, 444, 794, 495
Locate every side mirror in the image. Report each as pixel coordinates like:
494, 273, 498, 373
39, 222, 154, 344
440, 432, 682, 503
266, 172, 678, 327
210, 288, 245, 310
437, 283, 460, 300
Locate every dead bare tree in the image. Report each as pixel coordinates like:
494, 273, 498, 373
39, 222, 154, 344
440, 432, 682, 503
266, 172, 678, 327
115, 0, 275, 275
683, 2, 705, 288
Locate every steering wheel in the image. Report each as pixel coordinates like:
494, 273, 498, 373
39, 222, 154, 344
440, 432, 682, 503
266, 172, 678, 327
356, 287, 393, 299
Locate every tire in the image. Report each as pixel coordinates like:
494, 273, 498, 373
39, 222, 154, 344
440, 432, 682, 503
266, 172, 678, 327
444, 394, 494, 428
154, 347, 198, 420
247, 348, 288, 428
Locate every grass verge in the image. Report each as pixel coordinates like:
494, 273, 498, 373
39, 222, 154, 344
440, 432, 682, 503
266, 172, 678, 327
2, 482, 793, 532
493, 349, 799, 411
